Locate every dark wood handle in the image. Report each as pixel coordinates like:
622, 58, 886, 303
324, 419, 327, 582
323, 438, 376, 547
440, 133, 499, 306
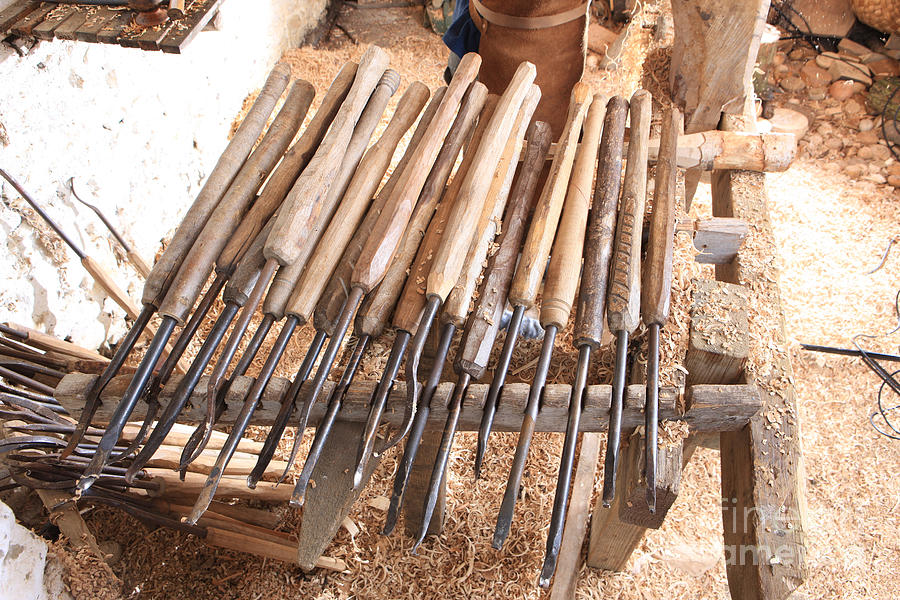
356, 83, 488, 338
390, 91, 498, 334
508, 82, 592, 309
457, 120, 553, 378
215, 64, 356, 278
540, 93, 607, 330
574, 96, 628, 348
141, 63, 290, 307
312, 87, 448, 335
351, 53, 481, 294
443, 84, 541, 328
157, 80, 311, 323
641, 107, 681, 325
284, 82, 431, 326
223, 220, 272, 306
606, 89, 651, 333
265, 46, 390, 267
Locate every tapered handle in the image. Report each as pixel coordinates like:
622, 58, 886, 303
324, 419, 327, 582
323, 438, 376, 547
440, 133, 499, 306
508, 82, 592, 309
215, 64, 356, 277
80, 255, 141, 320
265, 46, 390, 267
426, 62, 537, 302
282, 81, 430, 324
540, 93, 607, 330
351, 53, 481, 294
223, 220, 272, 307
126, 250, 152, 279
355, 83, 488, 338
574, 96, 628, 348
641, 107, 681, 326
158, 80, 311, 323
141, 63, 290, 307
606, 89, 651, 334
390, 92, 498, 334
313, 87, 448, 335
443, 84, 541, 328
457, 120, 553, 378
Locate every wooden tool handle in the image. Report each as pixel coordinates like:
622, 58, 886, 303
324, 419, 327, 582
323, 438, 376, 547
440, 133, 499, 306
457, 120, 553, 377
426, 62, 537, 302
391, 91, 498, 334
574, 96, 628, 348
141, 63, 290, 307
356, 83, 488, 338
157, 81, 311, 323
313, 88, 447, 335
126, 250, 152, 279
540, 93, 607, 330
265, 46, 390, 267
223, 220, 272, 306
351, 53, 481, 294
80, 255, 141, 320
641, 107, 681, 326
284, 82, 430, 325
650, 130, 795, 172
606, 89, 651, 333
215, 65, 356, 276
443, 84, 541, 328
508, 82, 592, 309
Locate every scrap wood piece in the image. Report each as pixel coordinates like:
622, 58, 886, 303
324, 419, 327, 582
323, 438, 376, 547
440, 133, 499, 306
73, 6, 117, 42
31, 4, 75, 40
53, 9, 89, 40
0, 0, 39, 33
8, 3, 55, 37
158, 0, 223, 54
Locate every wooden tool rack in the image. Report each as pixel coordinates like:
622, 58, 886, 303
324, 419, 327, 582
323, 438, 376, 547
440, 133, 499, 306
0, 0, 224, 53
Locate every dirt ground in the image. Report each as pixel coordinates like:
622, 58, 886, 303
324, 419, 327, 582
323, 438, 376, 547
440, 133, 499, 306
22, 3, 900, 599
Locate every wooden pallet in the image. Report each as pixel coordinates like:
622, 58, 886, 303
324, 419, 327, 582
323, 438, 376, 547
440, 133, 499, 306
0, 0, 224, 53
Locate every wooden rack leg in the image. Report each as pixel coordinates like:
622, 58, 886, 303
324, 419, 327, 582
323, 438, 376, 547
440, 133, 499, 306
619, 439, 683, 529
402, 431, 447, 537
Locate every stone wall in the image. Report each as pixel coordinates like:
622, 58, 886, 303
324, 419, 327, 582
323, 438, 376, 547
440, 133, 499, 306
0, 0, 326, 351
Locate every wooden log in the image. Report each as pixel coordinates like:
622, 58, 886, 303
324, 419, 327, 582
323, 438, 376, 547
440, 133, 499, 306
56, 373, 760, 433
202, 524, 347, 572
145, 469, 292, 503
683, 279, 750, 386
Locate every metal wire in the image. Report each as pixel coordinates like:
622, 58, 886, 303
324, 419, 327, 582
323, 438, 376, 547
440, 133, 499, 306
852, 288, 900, 440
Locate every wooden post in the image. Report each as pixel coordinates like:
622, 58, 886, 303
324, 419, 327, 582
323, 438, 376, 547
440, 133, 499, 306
684, 279, 750, 387
618, 439, 683, 529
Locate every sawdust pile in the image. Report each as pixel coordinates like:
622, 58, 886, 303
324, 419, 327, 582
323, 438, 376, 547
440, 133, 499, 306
47, 541, 122, 600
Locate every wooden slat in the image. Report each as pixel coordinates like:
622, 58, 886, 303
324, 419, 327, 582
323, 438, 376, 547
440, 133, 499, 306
132, 18, 178, 51
9, 2, 54, 37
73, 6, 116, 42
96, 7, 132, 45
159, 0, 223, 53
31, 5, 76, 40
0, 1, 38, 33
51, 9, 88, 40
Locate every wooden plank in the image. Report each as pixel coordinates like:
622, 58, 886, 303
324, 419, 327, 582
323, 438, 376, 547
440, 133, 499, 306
712, 113, 807, 599
402, 430, 446, 538
684, 279, 750, 386
618, 439, 682, 529
96, 7, 133, 45
8, 3, 54, 37
53, 10, 89, 41
132, 18, 178, 51
73, 6, 116, 42
0, 1, 38, 34
158, 0, 224, 54
297, 420, 381, 572
549, 432, 601, 600
55, 373, 760, 434
31, 5, 77, 40
678, 217, 749, 265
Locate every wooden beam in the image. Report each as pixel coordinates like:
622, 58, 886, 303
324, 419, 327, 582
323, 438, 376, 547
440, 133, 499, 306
684, 279, 750, 386
678, 217, 749, 265
402, 430, 446, 538
56, 373, 760, 433
618, 440, 682, 529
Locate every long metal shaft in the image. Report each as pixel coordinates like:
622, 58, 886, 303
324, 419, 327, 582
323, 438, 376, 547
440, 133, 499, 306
123, 301, 240, 481
76, 315, 178, 494
187, 315, 299, 523
602, 329, 630, 506
383, 321, 455, 534
290, 332, 369, 505
645, 323, 660, 512
247, 328, 327, 488
540, 344, 590, 586
493, 324, 558, 549
412, 370, 469, 552
474, 303, 525, 478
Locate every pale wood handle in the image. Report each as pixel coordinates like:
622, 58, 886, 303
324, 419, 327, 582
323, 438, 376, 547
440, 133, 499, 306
541, 93, 607, 330
81, 255, 141, 320
457, 120, 553, 377
141, 63, 290, 307
313, 88, 448, 335
215, 65, 356, 276
443, 84, 540, 328
606, 89, 651, 333
157, 81, 311, 323
265, 46, 390, 266
2, 321, 107, 362
355, 83, 487, 337
641, 107, 681, 325
281, 82, 429, 324
351, 53, 481, 294
574, 96, 628, 348
222, 219, 272, 306
391, 91, 498, 334
508, 81, 592, 308
126, 249, 152, 279
426, 62, 537, 302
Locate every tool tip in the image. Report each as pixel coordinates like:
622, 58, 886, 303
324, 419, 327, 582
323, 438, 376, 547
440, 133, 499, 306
491, 529, 508, 550
289, 494, 304, 509
352, 463, 366, 489
538, 576, 551, 589
75, 474, 97, 496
